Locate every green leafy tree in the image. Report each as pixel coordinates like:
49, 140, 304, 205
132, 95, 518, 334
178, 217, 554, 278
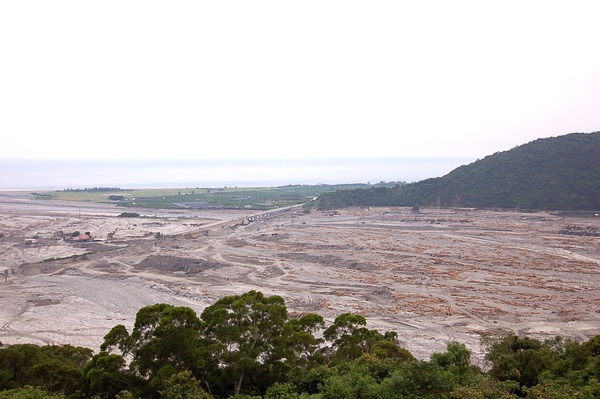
323, 313, 371, 363
0, 386, 65, 399
582, 335, 600, 357
114, 390, 134, 399
131, 304, 203, 377
82, 353, 129, 399
297, 365, 331, 396
100, 304, 205, 397
100, 325, 132, 356
266, 313, 325, 387
0, 345, 43, 389
485, 333, 558, 394
159, 371, 211, 399
431, 341, 479, 387
378, 359, 457, 399
450, 376, 518, 399
200, 291, 289, 396
319, 363, 378, 399
0, 344, 90, 396
263, 382, 300, 399
27, 358, 82, 396
42, 346, 92, 371
323, 313, 409, 365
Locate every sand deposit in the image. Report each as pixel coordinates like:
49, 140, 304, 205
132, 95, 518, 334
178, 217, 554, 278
1, 191, 599, 365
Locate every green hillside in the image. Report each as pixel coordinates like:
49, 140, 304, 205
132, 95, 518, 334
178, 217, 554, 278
315, 132, 600, 211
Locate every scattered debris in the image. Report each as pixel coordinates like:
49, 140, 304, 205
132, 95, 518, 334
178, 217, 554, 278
559, 225, 600, 237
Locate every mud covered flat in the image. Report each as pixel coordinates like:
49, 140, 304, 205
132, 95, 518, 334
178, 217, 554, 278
1, 191, 599, 363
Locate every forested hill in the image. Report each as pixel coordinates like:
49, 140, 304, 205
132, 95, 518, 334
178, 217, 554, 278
315, 132, 600, 211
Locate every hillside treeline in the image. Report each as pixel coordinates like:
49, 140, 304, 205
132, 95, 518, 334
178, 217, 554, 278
314, 132, 600, 211
2, 291, 600, 398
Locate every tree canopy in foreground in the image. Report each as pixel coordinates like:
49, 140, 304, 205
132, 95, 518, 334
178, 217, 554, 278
2, 291, 600, 398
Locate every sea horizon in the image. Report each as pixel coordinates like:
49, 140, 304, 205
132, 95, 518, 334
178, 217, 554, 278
0, 157, 475, 191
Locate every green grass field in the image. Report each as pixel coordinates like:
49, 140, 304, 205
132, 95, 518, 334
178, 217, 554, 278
42, 183, 398, 210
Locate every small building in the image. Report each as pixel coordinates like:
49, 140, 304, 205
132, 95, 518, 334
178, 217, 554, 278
74, 234, 92, 242
64, 233, 93, 242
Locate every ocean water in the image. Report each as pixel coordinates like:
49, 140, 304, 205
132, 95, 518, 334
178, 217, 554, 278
0, 158, 475, 191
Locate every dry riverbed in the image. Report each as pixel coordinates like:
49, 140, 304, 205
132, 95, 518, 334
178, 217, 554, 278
1, 191, 599, 365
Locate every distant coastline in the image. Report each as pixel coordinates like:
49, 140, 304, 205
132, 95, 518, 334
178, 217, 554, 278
0, 157, 474, 191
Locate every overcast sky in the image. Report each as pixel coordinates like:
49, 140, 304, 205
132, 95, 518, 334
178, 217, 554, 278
1, 1, 599, 162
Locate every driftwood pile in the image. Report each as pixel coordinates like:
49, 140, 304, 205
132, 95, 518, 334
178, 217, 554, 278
559, 225, 600, 236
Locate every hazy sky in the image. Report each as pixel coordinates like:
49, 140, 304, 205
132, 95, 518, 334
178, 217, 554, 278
1, 1, 599, 162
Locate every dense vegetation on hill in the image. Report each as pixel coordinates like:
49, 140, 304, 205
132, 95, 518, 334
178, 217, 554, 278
2, 291, 600, 398
314, 132, 600, 210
